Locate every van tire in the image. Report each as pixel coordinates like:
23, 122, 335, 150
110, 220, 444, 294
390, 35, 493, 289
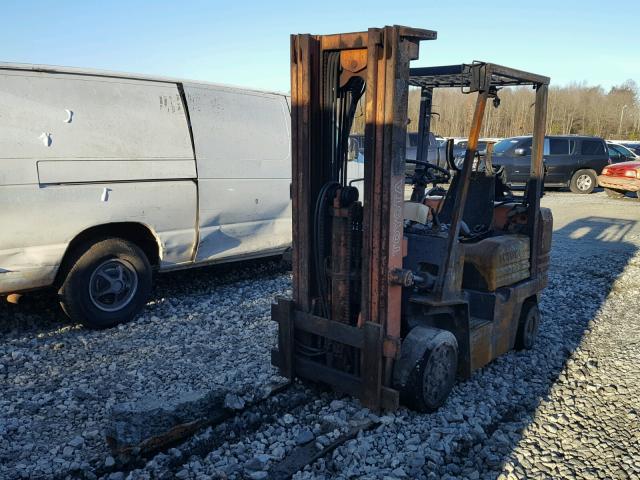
58, 238, 152, 329
569, 169, 596, 194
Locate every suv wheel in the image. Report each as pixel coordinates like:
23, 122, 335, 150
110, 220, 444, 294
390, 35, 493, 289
58, 238, 152, 329
569, 169, 596, 194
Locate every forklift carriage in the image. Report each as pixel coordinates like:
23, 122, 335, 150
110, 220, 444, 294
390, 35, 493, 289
271, 26, 553, 411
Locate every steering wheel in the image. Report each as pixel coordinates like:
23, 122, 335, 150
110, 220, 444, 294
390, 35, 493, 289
406, 159, 451, 183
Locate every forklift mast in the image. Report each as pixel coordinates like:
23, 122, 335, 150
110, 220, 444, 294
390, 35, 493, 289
272, 25, 551, 412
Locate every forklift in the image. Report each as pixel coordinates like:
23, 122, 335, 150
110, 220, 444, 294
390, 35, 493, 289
271, 26, 553, 411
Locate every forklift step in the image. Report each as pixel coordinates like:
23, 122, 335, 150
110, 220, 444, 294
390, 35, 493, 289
469, 317, 494, 373
470, 316, 492, 331
408, 294, 467, 307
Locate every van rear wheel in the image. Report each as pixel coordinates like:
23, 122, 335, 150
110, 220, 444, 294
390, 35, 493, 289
59, 238, 152, 329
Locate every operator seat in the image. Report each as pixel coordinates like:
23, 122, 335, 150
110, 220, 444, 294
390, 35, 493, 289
439, 171, 496, 236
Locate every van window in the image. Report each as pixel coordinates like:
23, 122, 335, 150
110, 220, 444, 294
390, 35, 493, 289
581, 140, 605, 155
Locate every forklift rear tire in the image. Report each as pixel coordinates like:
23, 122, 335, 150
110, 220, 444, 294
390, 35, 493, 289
515, 301, 540, 350
404, 333, 458, 412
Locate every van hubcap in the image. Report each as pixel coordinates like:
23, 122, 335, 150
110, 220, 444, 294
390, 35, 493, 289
576, 174, 592, 191
89, 259, 138, 312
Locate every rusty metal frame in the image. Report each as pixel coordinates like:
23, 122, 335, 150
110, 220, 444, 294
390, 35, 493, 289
527, 83, 549, 278
409, 62, 549, 89
273, 26, 436, 411
409, 62, 550, 299
416, 88, 434, 166
433, 90, 490, 301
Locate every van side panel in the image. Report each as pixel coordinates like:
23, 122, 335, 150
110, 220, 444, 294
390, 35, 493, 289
0, 70, 198, 293
0, 70, 194, 163
37, 160, 196, 184
0, 181, 197, 294
183, 84, 292, 262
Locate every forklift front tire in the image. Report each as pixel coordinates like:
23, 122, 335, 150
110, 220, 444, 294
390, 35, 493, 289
515, 301, 540, 350
400, 328, 458, 412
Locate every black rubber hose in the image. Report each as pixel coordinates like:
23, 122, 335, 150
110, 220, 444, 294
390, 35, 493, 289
314, 181, 339, 316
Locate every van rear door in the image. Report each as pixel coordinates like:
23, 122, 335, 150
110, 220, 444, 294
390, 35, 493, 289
183, 84, 292, 262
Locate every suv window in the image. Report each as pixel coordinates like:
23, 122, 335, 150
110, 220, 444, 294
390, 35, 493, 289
581, 140, 605, 155
608, 146, 623, 162
517, 138, 532, 155
569, 140, 577, 154
611, 144, 636, 159
543, 138, 571, 155
492, 138, 519, 154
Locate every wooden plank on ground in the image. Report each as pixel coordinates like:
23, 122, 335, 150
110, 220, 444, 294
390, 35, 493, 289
268, 419, 376, 480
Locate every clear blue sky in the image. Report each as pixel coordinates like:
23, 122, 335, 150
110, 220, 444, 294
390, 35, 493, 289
1, 0, 637, 93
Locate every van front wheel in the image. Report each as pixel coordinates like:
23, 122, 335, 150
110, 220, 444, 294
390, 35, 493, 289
59, 238, 152, 329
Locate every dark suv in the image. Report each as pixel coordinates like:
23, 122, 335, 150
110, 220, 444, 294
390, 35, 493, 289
492, 135, 609, 194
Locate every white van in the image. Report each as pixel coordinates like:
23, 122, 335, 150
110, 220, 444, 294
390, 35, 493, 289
0, 63, 292, 328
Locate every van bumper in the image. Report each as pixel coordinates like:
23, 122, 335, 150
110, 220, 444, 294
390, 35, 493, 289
597, 175, 640, 192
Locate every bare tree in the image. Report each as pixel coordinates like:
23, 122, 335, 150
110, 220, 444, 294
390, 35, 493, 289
351, 80, 639, 140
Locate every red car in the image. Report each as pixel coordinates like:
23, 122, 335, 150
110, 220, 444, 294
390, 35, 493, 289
598, 161, 640, 199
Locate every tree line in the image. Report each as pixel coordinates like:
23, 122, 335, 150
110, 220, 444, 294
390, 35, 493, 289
353, 80, 640, 140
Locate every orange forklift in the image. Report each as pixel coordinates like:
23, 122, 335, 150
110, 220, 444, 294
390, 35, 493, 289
271, 26, 553, 411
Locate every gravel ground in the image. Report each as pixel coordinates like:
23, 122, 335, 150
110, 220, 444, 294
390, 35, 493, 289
1, 191, 640, 480
0, 259, 290, 479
